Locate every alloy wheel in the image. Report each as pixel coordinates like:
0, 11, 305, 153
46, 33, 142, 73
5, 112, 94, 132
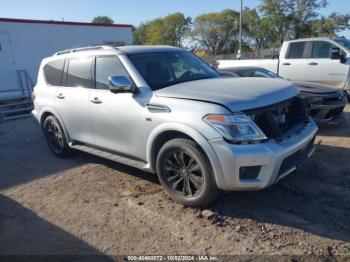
45, 120, 64, 153
163, 149, 204, 197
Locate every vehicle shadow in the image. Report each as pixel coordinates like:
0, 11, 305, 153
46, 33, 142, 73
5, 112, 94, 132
86, 153, 159, 184
210, 143, 350, 243
0, 194, 113, 259
0, 117, 87, 190
0, 117, 158, 191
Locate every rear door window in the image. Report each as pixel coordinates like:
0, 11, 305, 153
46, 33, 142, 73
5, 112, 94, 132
65, 58, 93, 88
287, 41, 311, 59
44, 60, 65, 86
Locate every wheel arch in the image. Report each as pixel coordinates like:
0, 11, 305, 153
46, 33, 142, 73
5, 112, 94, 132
39, 108, 71, 143
146, 123, 225, 188
40, 111, 54, 126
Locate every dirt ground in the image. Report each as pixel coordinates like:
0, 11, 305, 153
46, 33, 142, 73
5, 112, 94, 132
0, 106, 349, 259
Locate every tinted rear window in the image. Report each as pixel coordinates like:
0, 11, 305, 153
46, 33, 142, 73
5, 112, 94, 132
287, 42, 307, 59
44, 60, 64, 86
65, 58, 93, 88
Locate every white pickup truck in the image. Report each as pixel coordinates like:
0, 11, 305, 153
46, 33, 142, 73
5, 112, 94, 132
217, 37, 350, 95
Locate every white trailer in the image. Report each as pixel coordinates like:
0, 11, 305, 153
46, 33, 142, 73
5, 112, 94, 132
0, 17, 133, 101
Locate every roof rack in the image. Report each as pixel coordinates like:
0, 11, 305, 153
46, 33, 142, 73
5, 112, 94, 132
53, 45, 116, 56
91, 42, 125, 47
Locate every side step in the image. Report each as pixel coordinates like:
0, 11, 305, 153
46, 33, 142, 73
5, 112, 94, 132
71, 144, 150, 171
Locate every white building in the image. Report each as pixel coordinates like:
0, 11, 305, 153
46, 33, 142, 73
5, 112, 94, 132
0, 17, 133, 100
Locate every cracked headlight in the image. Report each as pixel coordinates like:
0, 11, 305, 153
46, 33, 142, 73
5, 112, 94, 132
203, 114, 267, 143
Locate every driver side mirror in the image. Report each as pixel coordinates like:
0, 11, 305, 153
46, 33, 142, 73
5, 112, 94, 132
330, 47, 341, 60
108, 76, 134, 93
330, 47, 346, 63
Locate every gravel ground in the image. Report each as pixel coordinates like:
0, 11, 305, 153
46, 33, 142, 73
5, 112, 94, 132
0, 106, 349, 258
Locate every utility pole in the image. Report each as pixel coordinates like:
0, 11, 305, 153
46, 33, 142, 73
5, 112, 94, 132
237, 0, 243, 59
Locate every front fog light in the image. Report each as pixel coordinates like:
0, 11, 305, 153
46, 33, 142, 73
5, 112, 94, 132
240, 166, 262, 180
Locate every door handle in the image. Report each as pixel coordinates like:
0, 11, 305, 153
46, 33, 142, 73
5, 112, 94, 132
308, 62, 318, 66
91, 97, 102, 104
57, 93, 65, 99
282, 62, 291, 66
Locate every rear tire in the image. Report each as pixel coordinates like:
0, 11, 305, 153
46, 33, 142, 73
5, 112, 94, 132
156, 138, 219, 207
43, 116, 72, 158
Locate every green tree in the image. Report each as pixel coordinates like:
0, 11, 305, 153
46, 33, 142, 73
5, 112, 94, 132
191, 9, 240, 55
310, 12, 350, 37
289, 0, 328, 38
163, 13, 192, 47
136, 2, 350, 56
133, 13, 191, 47
133, 23, 148, 45
243, 8, 274, 55
144, 18, 166, 45
259, 0, 330, 42
259, 0, 295, 44
91, 16, 114, 24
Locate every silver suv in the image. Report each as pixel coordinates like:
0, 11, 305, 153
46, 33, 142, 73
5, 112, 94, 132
33, 45, 318, 206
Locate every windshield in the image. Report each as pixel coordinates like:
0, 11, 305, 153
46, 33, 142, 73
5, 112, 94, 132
128, 51, 220, 90
334, 38, 350, 51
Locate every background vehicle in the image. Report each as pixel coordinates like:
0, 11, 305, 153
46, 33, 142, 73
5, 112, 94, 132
217, 37, 350, 96
32, 45, 317, 207
219, 67, 347, 125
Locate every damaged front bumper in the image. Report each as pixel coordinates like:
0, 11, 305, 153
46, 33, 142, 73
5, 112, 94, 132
208, 119, 318, 191
308, 95, 347, 125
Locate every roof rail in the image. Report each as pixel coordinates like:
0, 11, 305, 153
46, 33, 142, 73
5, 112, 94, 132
91, 42, 125, 47
53, 45, 115, 56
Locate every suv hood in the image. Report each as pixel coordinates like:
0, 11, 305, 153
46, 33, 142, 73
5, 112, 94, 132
155, 78, 298, 112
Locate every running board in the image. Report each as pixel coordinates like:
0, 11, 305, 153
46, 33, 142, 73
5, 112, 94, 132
70, 144, 151, 171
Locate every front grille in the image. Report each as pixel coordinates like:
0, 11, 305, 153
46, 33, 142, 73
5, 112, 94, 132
278, 137, 315, 177
246, 97, 309, 140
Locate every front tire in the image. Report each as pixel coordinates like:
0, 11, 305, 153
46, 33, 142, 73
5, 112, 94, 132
156, 138, 219, 207
43, 116, 72, 158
